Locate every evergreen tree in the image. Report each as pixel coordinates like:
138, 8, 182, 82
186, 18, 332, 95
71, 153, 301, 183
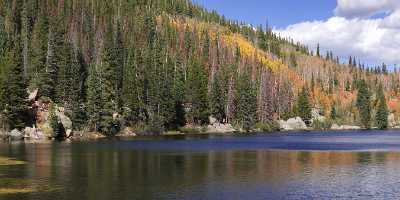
1, 40, 29, 129
30, 10, 48, 88
297, 86, 312, 126
330, 103, 337, 120
186, 59, 209, 125
375, 84, 389, 129
210, 71, 226, 122
99, 29, 120, 135
41, 15, 65, 101
356, 80, 371, 129
86, 63, 103, 131
172, 57, 186, 128
234, 71, 257, 131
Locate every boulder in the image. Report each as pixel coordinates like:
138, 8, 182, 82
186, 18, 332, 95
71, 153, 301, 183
331, 124, 341, 130
312, 108, 326, 123
66, 129, 73, 138
279, 117, 308, 131
388, 113, 396, 128
24, 126, 46, 140
209, 116, 218, 125
207, 123, 236, 133
8, 129, 24, 141
28, 89, 38, 102
55, 110, 72, 131
331, 124, 361, 130
116, 127, 137, 137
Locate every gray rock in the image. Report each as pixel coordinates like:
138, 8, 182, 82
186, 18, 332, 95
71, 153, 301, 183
279, 117, 307, 131
66, 129, 73, 138
331, 124, 361, 130
28, 89, 38, 101
207, 123, 236, 133
388, 113, 396, 128
24, 126, 46, 140
116, 127, 137, 137
312, 108, 326, 123
56, 111, 72, 131
209, 116, 218, 125
8, 129, 24, 140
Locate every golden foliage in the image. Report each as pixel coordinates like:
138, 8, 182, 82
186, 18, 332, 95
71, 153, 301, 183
168, 16, 285, 73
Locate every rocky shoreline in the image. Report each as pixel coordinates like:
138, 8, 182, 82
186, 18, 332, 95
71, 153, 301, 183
0, 100, 398, 142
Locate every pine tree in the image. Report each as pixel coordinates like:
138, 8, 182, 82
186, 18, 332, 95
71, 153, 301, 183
30, 9, 48, 88
86, 63, 103, 132
1, 40, 29, 130
172, 56, 186, 128
316, 43, 320, 57
99, 28, 120, 135
356, 80, 371, 129
41, 15, 65, 101
297, 86, 312, 126
330, 103, 337, 120
234, 71, 257, 132
186, 59, 209, 125
210, 71, 226, 122
113, 22, 125, 110
375, 84, 388, 129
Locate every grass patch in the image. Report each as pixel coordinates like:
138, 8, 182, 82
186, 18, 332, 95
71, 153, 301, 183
0, 178, 62, 195
0, 157, 26, 166
0, 188, 35, 194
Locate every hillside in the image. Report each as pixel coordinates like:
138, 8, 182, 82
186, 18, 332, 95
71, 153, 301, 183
0, 0, 398, 137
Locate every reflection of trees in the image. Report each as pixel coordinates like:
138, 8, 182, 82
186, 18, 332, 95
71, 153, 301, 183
3, 142, 400, 200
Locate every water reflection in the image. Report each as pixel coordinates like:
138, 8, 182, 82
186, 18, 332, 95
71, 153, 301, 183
1, 137, 400, 199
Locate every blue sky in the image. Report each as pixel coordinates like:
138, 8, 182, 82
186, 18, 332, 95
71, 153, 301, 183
193, 0, 337, 28
192, 0, 400, 67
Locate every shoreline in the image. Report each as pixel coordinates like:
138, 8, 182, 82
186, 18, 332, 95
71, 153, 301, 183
2, 127, 400, 143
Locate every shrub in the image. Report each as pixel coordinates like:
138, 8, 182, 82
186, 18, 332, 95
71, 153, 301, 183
255, 121, 280, 132
312, 119, 332, 130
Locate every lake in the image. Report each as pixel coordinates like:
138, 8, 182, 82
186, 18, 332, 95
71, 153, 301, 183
1, 130, 400, 200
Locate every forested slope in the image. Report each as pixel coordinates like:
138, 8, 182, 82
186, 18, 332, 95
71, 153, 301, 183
0, 0, 397, 136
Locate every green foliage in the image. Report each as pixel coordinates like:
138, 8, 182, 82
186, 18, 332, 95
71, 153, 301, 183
255, 121, 280, 132
234, 71, 257, 132
49, 104, 65, 138
210, 71, 226, 123
186, 59, 209, 125
330, 103, 337, 120
356, 80, 371, 129
312, 119, 332, 130
375, 84, 388, 130
296, 86, 312, 126
1, 40, 29, 130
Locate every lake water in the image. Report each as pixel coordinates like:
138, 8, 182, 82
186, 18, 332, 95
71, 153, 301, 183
1, 130, 400, 199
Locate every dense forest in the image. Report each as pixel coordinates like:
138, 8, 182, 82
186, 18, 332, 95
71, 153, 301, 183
0, 0, 397, 137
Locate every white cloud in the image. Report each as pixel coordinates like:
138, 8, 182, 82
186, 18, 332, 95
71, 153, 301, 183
274, 0, 400, 66
334, 0, 399, 19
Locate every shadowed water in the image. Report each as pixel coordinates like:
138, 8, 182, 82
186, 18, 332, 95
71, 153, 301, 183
1, 130, 400, 199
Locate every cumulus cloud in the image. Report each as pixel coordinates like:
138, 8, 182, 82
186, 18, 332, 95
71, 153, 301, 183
334, 0, 399, 19
274, 0, 400, 66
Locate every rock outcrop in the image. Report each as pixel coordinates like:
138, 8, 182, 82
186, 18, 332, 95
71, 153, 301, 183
7, 129, 24, 141
311, 108, 326, 123
207, 123, 236, 133
330, 124, 361, 130
388, 113, 396, 128
116, 127, 137, 137
55, 108, 73, 137
23, 126, 46, 140
279, 117, 308, 131
207, 116, 236, 133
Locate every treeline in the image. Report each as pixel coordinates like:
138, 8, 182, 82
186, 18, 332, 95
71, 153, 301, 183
0, 0, 296, 135
0, 0, 395, 136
